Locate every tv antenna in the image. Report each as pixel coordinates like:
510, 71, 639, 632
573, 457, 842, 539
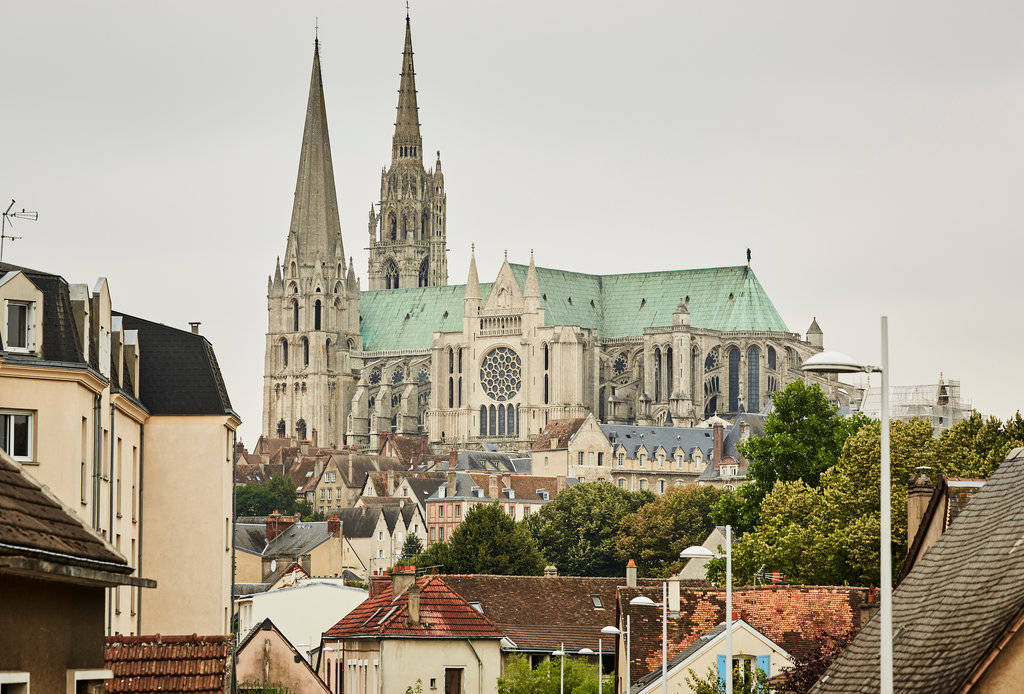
1, 199, 38, 262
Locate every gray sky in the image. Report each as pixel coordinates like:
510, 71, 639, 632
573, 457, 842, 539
3, 1, 1022, 441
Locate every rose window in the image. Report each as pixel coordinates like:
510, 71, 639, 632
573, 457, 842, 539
479, 347, 522, 402
613, 356, 627, 375
391, 369, 405, 384
369, 368, 381, 385
417, 368, 430, 384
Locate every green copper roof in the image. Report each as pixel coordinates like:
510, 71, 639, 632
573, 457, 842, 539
359, 264, 788, 351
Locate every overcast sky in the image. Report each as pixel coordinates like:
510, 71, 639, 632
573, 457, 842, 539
3, 1, 1022, 441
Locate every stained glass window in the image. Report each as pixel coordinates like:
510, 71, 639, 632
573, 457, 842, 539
613, 356, 627, 375
369, 368, 381, 385
391, 369, 405, 384
479, 347, 522, 402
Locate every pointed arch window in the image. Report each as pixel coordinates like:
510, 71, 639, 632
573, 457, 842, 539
276, 420, 286, 437
507, 404, 515, 437
767, 346, 777, 370
389, 214, 397, 241
747, 346, 760, 412
458, 377, 463, 407
421, 209, 430, 238
280, 338, 289, 367
458, 349, 464, 373
666, 347, 673, 398
296, 419, 307, 440
292, 300, 299, 332
544, 374, 550, 404
488, 405, 497, 437
302, 337, 310, 367
314, 300, 322, 330
448, 347, 455, 374
653, 347, 662, 402
418, 259, 429, 287
325, 339, 331, 370
479, 406, 487, 436
728, 347, 741, 412
383, 258, 400, 290
498, 405, 506, 436
448, 377, 454, 408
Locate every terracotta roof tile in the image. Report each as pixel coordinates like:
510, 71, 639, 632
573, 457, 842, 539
105, 634, 229, 693
531, 418, 586, 450
325, 574, 503, 639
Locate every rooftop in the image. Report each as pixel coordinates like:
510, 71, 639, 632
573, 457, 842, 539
105, 634, 229, 694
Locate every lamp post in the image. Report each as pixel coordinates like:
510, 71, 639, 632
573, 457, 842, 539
578, 646, 599, 694
629, 582, 669, 694
802, 318, 892, 694
680, 525, 733, 694
602, 623, 628, 693
552, 644, 565, 694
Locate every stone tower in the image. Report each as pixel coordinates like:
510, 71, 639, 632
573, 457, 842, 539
263, 39, 360, 447
367, 15, 448, 290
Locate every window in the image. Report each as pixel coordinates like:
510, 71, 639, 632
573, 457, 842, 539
577, 452, 584, 465
588, 452, 595, 465
440, 527, 445, 540
657, 452, 665, 469
728, 347, 741, 412
523, 505, 531, 517
639, 479, 647, 491
455, 504, 461, 517
5, 300, 31, 350
444, 668, 464, 694
618, 452, 624, 466
430, 527, 436, 541
480, 347, 522, 402
597, 452, 604, 467
747, 345, 761, 411
302, 337, 310, 366
638, 453, 646, 467
314, 300, 322, 330
292, 300, 299, 331
439, 505, 444, 517
617, 478, 625, 489
590, 595, 604, 609
658, 479, 666, 493
378, 531, 383, 541
0, 411, 32, 460
116, 438, 122, 516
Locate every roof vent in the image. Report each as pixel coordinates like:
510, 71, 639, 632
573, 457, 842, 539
640, 298, 646, 309
443, 310, 448, 319
567, 296, 572, 305
590, 299, 595, 307
685, 295, 690, 303
729, 292, 734, 300
542, 293, 547, 301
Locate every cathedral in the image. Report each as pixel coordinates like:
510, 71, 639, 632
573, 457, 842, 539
262, 17, 840, 451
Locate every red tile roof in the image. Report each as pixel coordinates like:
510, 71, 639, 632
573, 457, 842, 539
105, 634, 229, 693
324, 574, 503, 640
531, 417, 587, 450
621, 585, 866, 681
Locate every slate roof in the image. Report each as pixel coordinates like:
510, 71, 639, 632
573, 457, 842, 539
359, 264, 789, 351
235, 523, 268, 556
532, 418, 587, 451
602, 424, 715, 458
0, 262, 85, 363
264, 521, 331, 557
324, 574, 504, 639
426, 472, 574, 503
433, 450, 522, 473
115, 312, 234, 416
441, 574, 670, 652
0, 450, 129, 571
105, 634, 229, 693
621, 584, 865, 682
403, 475, 447, 504
338, 506, 384, 539
813, 448, 1024, 693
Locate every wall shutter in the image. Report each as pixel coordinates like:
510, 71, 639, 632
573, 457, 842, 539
717, 654, 728, 688
757, 654, 771, 677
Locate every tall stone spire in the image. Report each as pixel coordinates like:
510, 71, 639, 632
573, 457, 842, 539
392, 15, 422, 161
288, 39, 344, 266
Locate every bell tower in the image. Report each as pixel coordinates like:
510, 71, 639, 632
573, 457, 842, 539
368, 14, 448, 290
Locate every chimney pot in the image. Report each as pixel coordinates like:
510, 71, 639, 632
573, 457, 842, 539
328, 514, 341, 538
626, 559, 638, 588
544, 565, 558, 577
189, 321, 201, 334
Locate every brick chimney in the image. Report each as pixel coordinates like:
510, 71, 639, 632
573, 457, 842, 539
266, 510, 295, 542
544, 565, 558, 577
189, 321, 201, 334
393, 564, 417, 596
907, 466, 935, 548
328, 514, 341, 538
387, 469, 396, 495
712, 423, 725, 467
487, 475, 499, 499
369, 573, 391, 598
626, 559, 637, 588
407, 581, 421, 626
447, 471, 457, 498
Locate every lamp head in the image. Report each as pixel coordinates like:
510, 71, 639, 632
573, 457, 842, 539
679, 545, 716, 560
801, 350, 876, 374
577, 648, 595, 655
630, 595, 658, 607
600, 626, 621, 635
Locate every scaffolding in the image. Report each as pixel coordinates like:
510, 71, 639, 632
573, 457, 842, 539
857, 376, 972, 435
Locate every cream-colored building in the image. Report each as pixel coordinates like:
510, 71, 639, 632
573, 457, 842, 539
262, 19, 845, 454
237, 618, 331, 693
319, 569, 504, 694
0, 262, 238, 636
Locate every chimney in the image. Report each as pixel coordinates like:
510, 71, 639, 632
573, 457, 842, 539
907, 466, 935, 548
369, 574, 391, 598
328, 514, 341, 538
487, 475, 499, 499
712, 423, 724, 466
189, 321, 201, 334
626, 559, 637, 588
393, 564, 417, 596
668, 580, 680, 616
407, 581, 421, 626
544, 565, 558, 577
556, 476, 568, 494
447, 471, 457, 498
387, 469, 396, 495
266, 510, 282, 542
311, 429, 318, 448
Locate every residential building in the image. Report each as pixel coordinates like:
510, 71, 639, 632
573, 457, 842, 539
529, 415, 611, 479
313, 452, 406, 515
236, 581, 367, 661
237, 618, 331, 693
0, 450, 153, 693
425, 471, 572, 542
814, 448, 1024, 693
338, 504, 427, 577
0, 262, 238, 635
105, 634, 229, 693
618, 582, 868, 694
378, 432, 430, 463
630, 620, 796, 693
261, 18, 843, 451
319, 567, 505, 694
357, 468, 446, 518
235, 512, 354, 582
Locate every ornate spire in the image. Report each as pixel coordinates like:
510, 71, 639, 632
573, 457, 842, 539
524, 249, 540, 299
288, 39, 344, 265
392, 15, 422, 159
465, 245, 480, 300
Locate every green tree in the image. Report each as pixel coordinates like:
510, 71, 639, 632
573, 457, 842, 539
615, 484, 726, 576
932, 411, 1024, 478
404, 681, 424, 694
411, 540, 452, 573
401, 533, 425, 559
525, 481, 653, 577
497, 654, 610, 694
235, 475, 302, 517
685, 665, 770, 694
448, 503, 545, 575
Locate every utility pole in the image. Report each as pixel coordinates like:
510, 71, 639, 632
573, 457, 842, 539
1, 199, 39, 261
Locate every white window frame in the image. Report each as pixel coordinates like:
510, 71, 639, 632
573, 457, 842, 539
0, 409, 34, 462
0, 671, 30, 694
4, 299, 34, 353
66, 669, 113, 694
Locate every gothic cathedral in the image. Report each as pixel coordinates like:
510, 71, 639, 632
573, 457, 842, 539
262, 17, 842, 451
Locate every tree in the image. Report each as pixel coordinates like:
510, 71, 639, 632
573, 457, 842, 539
497, 654, 610, 694
615, 484, 726, 576
448, 503, 545, 575
685, 665, 770, 694
776, 632, 853, 693
931, 411, 1024, 478
401, 533, 424, 559
411, 539, 452, 573
525, 481, 654, 577
235, 475, 302, 517
739, 381, 871, 512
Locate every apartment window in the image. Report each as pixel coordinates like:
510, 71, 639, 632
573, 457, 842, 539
455, 504, 461, 517
617, 479, 625, 489
439, 505, 445, 518
5, 300, 32, 350
131, 445, 138, 522
0, 411, 32, 461
638, 453, 646, 467
377, 548, 383, 558
676, 454, 684, 469
590, 595, 604, 609
444, 667, 464, 694
378, 531, 383, 541
523, 505, 531, 517
597, 452, 604, 467
639, 479, 647, 491
587, 451, 595, 465
430, 527, 436, 541
116, 438, 123, 516
617, 452, 624, 466
658, 479, 666, 493
439, 527, 445, 540
657, 453, 665, 469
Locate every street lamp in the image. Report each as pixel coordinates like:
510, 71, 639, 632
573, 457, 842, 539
802, 317, 892, 694
630, 582, 669, 694
680, 525, 733, 694
552, 644, 565, 694
577, 646, 601, 694
602, 623, 628, 693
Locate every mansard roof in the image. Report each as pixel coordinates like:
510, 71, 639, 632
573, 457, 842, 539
358, 263, 789, 351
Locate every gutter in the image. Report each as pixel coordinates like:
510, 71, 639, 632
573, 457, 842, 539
465, 638, 485, 694
0, 540, 138, 574
92, 393, 101, 530
231, 426, 238, 694
136, 422, 144, 635
107, 402, 115, 635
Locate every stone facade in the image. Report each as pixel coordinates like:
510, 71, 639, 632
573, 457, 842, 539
262, 18, 846, 452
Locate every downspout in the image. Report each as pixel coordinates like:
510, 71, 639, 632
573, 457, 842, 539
107, 402, 115, 635
92, 394, 101, 529
465, 639, 484, 694
136, 422, 144, 635
231, 427, 238, 694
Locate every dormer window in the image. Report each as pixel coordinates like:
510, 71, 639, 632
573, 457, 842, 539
590, 595, 604, 609
503, 488, 515, 499
5, 301, 32, 352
